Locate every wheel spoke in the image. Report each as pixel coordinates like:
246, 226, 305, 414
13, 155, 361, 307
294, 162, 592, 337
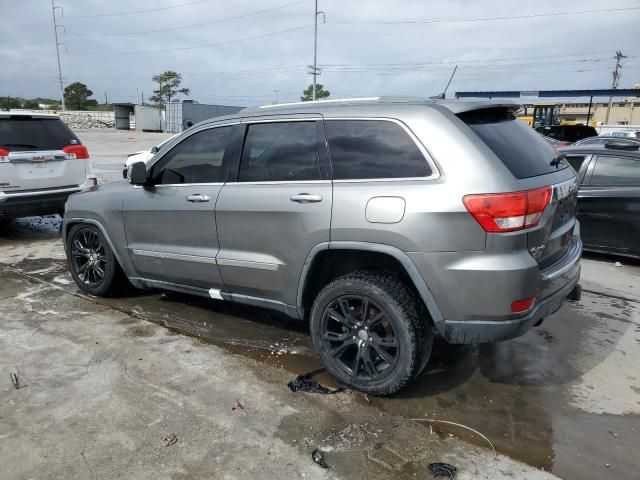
327, 307, 355, 329
94, 265, 105, 279
367, 311, 385, 328
371, 334, 398, 348
351, 346, 362, 378
330, 338, 355, 359
324, 331, 352, 342
361, 298, 369, 322
372, 342, 395, 364
361, 346, 378, 377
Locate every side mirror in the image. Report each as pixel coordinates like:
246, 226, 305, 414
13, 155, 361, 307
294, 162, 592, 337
150, 145, 159, 154
129, 162, 149, 186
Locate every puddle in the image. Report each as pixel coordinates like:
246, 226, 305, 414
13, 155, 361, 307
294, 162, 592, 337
5, 256, 640, 480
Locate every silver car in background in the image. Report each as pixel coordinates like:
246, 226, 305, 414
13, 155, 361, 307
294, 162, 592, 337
63, 97, 581, 395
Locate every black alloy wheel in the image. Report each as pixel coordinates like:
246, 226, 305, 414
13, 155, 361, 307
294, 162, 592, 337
321, 295, 400, 382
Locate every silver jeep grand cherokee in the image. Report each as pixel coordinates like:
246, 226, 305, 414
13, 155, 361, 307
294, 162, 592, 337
63, 98, 581, 395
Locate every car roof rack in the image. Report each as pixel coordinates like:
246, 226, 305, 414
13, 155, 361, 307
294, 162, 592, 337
604, 139, 640, 150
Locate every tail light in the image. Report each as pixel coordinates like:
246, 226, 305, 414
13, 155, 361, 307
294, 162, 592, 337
463, 186, 552, 233
63, 145, 89, 160
511, 297, 536, 313
0, 148, 9, 163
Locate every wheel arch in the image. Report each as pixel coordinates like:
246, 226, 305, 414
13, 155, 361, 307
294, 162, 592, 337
297, 241, 445, 334
64, 218, 129, 277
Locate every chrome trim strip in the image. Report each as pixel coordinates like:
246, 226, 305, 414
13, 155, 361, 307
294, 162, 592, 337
552, 177, 578, 202
0, 186, 81, 199
129, 277, 212, 298
132, 249, 217, 264
540, 237, 582, 281
224, 180, 330, 186
217, 258, 279, 271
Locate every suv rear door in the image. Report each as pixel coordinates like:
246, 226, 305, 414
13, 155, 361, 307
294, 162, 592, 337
0, 114, 87, 192
214, 115, 332, 310
577, 153, 640, 256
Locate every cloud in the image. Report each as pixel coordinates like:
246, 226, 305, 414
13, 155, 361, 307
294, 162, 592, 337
1, 0, 638, 106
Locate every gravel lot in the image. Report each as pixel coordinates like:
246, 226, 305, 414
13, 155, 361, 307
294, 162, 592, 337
1, 129, 638, 480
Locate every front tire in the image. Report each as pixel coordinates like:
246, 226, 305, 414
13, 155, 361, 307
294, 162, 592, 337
310, 271, 433, 396
66, 224, 122, 296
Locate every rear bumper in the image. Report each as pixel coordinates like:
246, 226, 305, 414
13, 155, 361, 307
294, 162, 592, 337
0, 188, 80, 218
441, 238, 582, 344
443, 267, 580, 343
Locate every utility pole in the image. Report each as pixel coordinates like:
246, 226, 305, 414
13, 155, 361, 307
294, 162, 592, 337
104, 92, 108, 104
308, 1, 325, 101
604, 50, 627, 125
51, 0, 66, 111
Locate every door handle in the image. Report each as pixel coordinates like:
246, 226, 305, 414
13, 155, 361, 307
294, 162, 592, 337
290, 193, 323, 203
186, 194, 210, 203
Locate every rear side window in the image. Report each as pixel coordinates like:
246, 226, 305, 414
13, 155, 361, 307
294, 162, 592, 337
566, 155, 586, 172
590, 155, 640, 186
238, 122, 320, 182
460, 108, 568, 179
325, 120, 431, 180
0, 116, 80, 151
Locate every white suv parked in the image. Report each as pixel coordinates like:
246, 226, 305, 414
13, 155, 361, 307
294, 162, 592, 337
0, 111, 97, 219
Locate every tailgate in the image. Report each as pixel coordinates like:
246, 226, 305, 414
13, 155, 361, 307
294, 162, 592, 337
2, 150, 87, 191
528, 177, 578, 267
0, 115, 87, 192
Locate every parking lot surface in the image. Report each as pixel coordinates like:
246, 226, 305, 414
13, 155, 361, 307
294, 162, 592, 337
1, 130, 639, 479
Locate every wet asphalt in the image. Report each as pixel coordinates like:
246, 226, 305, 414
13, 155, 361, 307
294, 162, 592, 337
1, 215, 638, 480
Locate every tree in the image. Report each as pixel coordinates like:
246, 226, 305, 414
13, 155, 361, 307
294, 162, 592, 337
300, 83, 330, 101
64, 82, 94, 110
149, 71, 190, 108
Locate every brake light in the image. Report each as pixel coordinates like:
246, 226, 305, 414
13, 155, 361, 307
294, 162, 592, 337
63, 145, 89, 160
511, 297, 536, 313
463, 186, 552, 233
0, 148, 8, 163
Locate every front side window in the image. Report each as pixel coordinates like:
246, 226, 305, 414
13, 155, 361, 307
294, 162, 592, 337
325, 120, 431, 180
238, 122, 320, 182
590, 155, 640, 186
151, 126, 232, 184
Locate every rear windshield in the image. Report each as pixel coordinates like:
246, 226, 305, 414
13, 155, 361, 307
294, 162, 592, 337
459, 108, 568, 179
0, 116, 80, 152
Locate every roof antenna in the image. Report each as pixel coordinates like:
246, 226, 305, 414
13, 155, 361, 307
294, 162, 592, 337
431, 65, 458, 99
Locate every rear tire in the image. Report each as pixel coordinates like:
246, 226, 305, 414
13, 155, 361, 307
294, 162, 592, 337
310, 271, 433, 396
66, 224, 123, 296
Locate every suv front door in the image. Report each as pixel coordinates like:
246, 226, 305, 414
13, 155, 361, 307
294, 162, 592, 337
123, 123, 241, 290
215, 117, 332, 310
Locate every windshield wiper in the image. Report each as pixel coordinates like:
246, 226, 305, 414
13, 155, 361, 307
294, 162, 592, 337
1, 143, 39, 148
550, 152, 566, 168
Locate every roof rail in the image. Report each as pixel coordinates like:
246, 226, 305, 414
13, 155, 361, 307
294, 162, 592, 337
259, 97, 381, 109
604, 139, 640, 150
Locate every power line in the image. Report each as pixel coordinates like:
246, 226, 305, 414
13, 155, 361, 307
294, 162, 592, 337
66, 0, 311, 36
64, 0, 214, 18
69, 23, 314, 55
4, 20, 50, 33
328, 6, 640, 26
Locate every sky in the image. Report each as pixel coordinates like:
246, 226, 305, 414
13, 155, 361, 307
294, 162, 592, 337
1, 0, 639, 106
